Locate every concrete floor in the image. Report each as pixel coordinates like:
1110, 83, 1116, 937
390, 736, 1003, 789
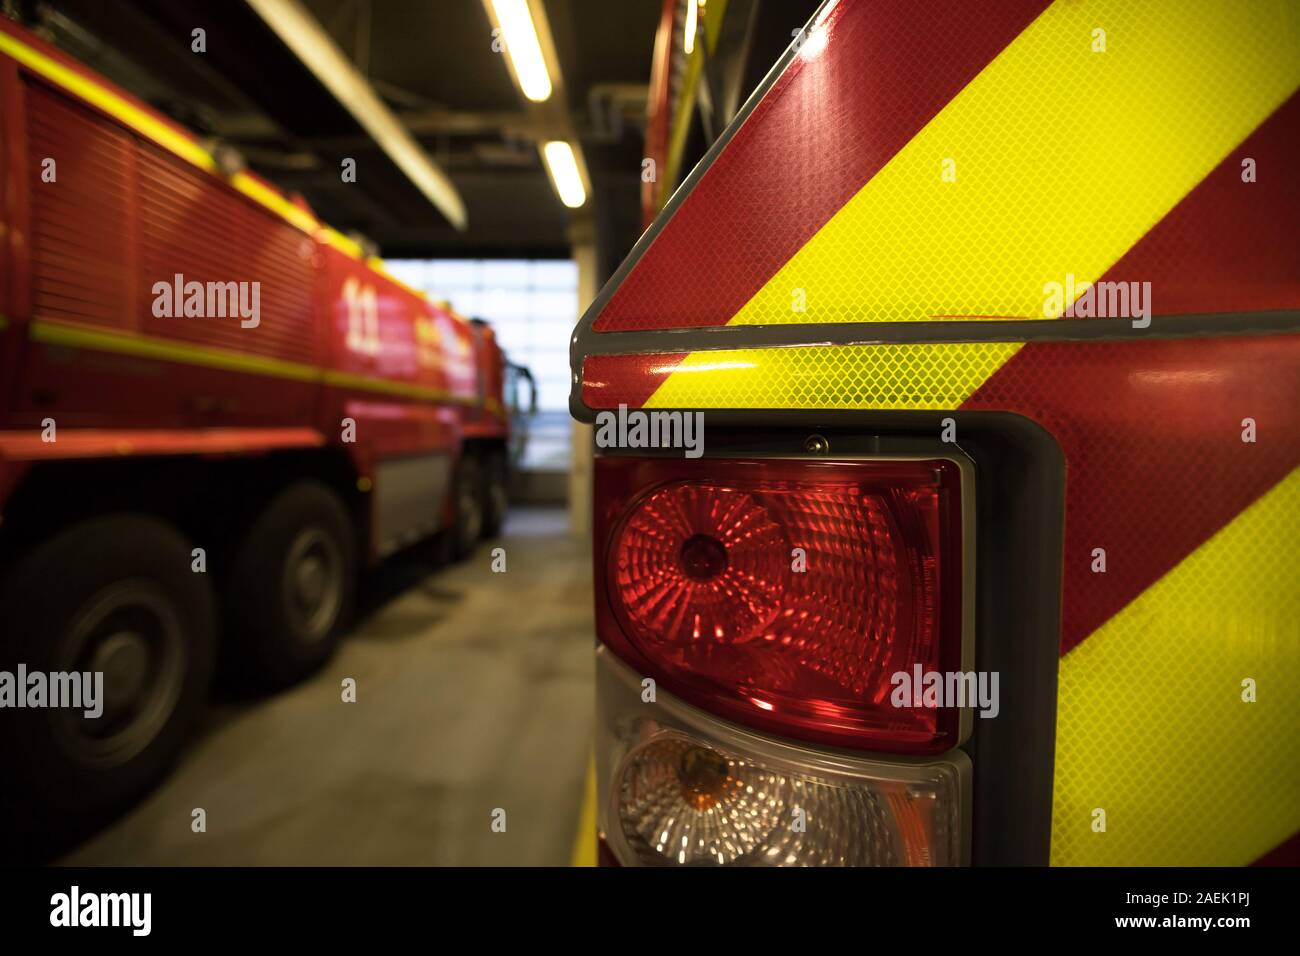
62, 507, 595, 866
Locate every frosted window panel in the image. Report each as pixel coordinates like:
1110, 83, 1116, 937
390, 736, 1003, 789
531, 260, 579, 288
492, 262, 535, 287
431, 260, 480, 288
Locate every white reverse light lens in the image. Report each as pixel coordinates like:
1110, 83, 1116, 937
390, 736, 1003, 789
490, 0, 553, 102
541, 141, 586, 208
596, 646, 969, 866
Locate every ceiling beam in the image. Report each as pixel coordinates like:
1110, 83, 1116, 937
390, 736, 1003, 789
243, 0, 468, 230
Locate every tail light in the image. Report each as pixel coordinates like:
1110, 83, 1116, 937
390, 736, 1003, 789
593, 450, 974, 867
595, 456, 970, 754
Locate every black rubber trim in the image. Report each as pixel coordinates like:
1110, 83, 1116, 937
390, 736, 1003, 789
578, 309, 1300, 356
571, 311, 1300, 420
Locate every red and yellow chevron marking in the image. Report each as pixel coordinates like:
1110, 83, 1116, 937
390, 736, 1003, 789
1050, 466, 1300, 866
585, 335, 1300, 865
585, 0, 1300, 868
577, 0, 1300, 865
728, 0, 1299, 325
1063, 91, 1300, 317
583, 331, 1300, 864
596, 0, 1052, 331
594, 0, 1300, 331
583, 344, 1021, 411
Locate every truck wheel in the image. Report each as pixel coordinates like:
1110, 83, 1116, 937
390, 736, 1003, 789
452, 452, 484, 558
224, 481, 355, 688
481, 450, 509, 539
0, 515, 216, 819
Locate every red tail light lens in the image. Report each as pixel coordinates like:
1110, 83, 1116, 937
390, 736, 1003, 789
595, 457, 968, 753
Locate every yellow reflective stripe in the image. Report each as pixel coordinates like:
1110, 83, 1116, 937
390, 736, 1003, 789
32, 317, 319, 382
1, 14, 449, 292
316, 232, 430, 300
0, 30, 217, 174
1051, 467, 1300, 866
320, 227, 365, 259
2, 28, 444, 316
0, 29, 332, 240
230, 174, 319, 235
727, 0, 1300, 325
569, 753, 597, 867
366, 256, 429, 302
643, 342, 1021, 409
320, 369, 468, 405
31, 318, 475, 406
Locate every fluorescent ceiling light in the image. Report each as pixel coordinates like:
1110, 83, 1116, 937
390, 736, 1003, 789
684, 0, 699, 54
490, 0, 553, 102
244, 0, 466, 230
541, 141, 586, 208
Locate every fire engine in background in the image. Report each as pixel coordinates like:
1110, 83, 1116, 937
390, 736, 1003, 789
0, 19, 513, 828
574, 0, 1299, 866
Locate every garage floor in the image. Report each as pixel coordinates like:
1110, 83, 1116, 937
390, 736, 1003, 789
61, 508, 595, 866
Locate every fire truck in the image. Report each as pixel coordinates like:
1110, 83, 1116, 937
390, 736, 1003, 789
573, 0, 1299, 866
0, 18, 510, 825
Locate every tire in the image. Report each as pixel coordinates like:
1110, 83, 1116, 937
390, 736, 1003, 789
451, 452, 484, 559
0, 514, 216, 822
481, 449, 509, 539
223, 481, 355, 688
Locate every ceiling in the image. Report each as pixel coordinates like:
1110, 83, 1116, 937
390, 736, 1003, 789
21, 0, 663, 260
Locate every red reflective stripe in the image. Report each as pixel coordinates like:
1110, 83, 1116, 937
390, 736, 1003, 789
582, 353, 687, 409
1065, 92, 1300, 318
963, 334, 1300, 654
593, 0, 1052, 332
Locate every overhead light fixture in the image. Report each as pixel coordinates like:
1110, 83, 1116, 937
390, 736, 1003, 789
244, 0, 466, 230
489, 0, 553, 102
684, 0, 703, 55
541, 141, 586, 208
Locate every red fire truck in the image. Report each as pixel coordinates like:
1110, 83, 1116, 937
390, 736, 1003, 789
0, 18, 509, 823
574, 0, 1299, 866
